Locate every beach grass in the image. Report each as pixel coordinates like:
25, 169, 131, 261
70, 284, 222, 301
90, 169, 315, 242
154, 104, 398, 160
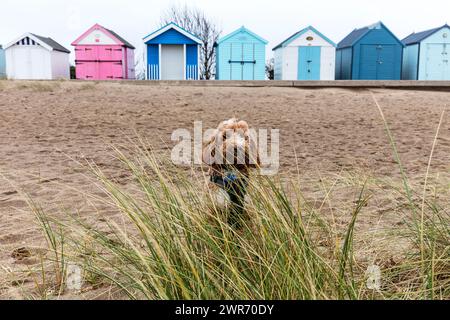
26, 93, 449, 300
29, 151, 449, 299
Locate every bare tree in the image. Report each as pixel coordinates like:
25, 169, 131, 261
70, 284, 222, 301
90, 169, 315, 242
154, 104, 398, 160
266, 58, 274, 80
161, 5, 221, 80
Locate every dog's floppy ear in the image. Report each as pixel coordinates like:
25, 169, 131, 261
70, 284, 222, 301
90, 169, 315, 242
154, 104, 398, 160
203, 119, 230, 166
248, 133, 261, 167
202, 129, 218, 165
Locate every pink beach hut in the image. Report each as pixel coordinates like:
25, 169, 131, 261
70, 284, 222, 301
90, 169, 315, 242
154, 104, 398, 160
72, 24, 135, 80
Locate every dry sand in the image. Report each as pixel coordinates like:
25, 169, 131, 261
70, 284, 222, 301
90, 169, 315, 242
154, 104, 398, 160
0, 80, 449, 298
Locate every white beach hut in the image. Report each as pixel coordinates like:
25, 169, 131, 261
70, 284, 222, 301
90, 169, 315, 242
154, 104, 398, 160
273, 26, 336, 80
4, 33, 70, 80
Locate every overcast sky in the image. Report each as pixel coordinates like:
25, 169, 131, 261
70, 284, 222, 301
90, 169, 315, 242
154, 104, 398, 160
1, 0, 449, 64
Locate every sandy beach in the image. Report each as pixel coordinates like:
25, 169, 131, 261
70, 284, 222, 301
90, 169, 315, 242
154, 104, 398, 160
0, 80, 449, 298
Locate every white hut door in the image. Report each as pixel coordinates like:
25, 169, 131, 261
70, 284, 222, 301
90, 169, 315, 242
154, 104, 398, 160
12, 47, 31, 79
442, 44, 449, 80
30, 48, 47, 79
13, 46, 47, 79
161, 45, 184, 80
425, 44, 446, 80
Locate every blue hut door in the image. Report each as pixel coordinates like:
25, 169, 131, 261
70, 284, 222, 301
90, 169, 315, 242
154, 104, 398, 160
229, 43, 256, 80
376, 45, 396, 80
360, 45, 378, 79
360, 45, 396, 80
298, 46, 321, 80
242, 43, 255, 80
425, 44, 450, 80
230, 44, 241, 80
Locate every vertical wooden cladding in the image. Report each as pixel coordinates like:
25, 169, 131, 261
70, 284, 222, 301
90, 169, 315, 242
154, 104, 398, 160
3, 33, 70, 80
185, 44, 198, 79
273, 26, 336, 81
0, 46, 5, 78
402, 24, 450, 80
75, 46, 124, 61
216, 26, 267, 80
143, 23, 202, 80
72, 24, 135, 80
336, 22, 403, 80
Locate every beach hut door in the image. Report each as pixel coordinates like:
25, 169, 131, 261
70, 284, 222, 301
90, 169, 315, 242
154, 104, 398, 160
229, 43, 256, 80
425, 44, 449, 80
298, 46, 321, 80
360, 45, 396, 80
444, 44, 450, 80
161, 45, 184, 80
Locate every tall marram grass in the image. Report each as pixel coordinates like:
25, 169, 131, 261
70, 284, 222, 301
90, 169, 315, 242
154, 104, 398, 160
32, 147, 374, 299
31, 144, 449, 300
30, 93, 449, 300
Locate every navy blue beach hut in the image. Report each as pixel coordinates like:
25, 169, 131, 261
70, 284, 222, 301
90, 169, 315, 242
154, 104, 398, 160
143, 22, 202, 80
336, 22, 403, 80
402, 24, 450, 80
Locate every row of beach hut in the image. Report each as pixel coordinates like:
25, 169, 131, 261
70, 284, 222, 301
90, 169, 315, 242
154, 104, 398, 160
1, 22, 449, 81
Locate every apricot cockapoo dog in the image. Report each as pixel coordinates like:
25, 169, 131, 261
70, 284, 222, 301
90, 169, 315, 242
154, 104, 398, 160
202, 118, 259, 227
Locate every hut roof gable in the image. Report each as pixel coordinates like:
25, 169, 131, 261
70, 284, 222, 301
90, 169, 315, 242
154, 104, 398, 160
4, 33, 70, 53
337, 21, 402, 49
72, 24, 135, 49
402, 24, 450, 45
272, 26, 335, 50
143, 22, 202, 45
217, 26, 268, 45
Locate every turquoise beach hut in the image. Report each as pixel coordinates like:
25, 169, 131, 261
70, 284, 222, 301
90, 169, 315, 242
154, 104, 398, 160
215, 26, 268, 80
402, 24, 450, 80
0, 45, 6, 78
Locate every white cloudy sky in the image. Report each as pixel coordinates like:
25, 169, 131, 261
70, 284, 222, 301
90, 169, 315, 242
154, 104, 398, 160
1, 0, 449, 64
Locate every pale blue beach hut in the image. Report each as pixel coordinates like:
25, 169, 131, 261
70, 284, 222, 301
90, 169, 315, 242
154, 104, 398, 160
215, 26, 268, 80
402, 24, 450, 80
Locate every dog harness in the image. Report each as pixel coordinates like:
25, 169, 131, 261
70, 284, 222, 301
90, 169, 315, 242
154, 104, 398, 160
210, 170, 238, 187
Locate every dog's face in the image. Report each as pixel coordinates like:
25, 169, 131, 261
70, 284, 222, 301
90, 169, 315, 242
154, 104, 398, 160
203, 118, 259, 168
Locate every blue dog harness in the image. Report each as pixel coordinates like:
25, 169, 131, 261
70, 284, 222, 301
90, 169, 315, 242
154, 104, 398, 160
211, 171, 239, 188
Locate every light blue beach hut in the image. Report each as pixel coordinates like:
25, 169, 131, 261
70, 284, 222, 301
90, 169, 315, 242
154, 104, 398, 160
0, 45, 6, 78
402, 24, 450, 80
336, 22, 403, 80
215, 26, 268, 80
143, 22, 202, 80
